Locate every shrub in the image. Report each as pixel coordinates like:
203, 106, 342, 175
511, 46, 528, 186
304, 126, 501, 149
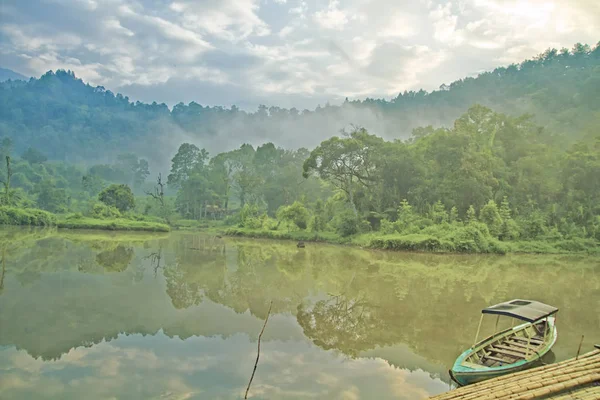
332, 209, 360, 237
98, 184, 135, 212
91, 203, 121, 219
276, 201, 309, 230
239, 204, 261, 227
369, 234, 453, 252
480, 200, 503, 237
379, 218, 396, 234
0, 206, 56, 226
65, 212, 84, 220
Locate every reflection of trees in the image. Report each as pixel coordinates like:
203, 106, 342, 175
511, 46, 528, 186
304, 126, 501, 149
145, 247, 163, 277
0, 247, 5, 295
95, 245, 134, 272
297, 295, 384, 356
163, 236, 227, 309
2, 230, 599, 369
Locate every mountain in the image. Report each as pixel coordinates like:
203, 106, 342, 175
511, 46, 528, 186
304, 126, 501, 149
0, 42, 598, 168
0, 67, 29, 82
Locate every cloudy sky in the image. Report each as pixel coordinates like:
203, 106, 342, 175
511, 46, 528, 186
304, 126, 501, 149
0, 0, 598, 109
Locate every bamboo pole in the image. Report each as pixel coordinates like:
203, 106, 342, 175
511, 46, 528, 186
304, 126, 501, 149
576, 335, 585, 360
473, 314, 484, 346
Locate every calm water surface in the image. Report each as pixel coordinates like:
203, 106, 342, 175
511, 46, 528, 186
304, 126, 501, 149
0, 227, 598, 399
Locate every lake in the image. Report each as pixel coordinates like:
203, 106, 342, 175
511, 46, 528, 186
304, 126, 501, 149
0, 227, 598, 399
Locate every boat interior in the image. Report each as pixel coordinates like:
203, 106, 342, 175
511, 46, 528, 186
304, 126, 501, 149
467, 319, 550, 367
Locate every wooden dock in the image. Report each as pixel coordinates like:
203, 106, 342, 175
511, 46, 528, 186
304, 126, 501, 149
430, 348, 600, 400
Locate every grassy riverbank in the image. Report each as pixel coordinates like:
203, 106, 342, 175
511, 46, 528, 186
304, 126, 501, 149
57, 217, 170, 232
0, 207, 170, 232
224, 227, 600, 255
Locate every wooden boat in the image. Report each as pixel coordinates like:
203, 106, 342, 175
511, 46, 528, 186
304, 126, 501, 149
450, 299, 558, 386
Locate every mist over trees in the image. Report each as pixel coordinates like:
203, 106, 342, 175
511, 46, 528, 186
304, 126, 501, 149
0, 42, 598, 171
0, 42, 598, 252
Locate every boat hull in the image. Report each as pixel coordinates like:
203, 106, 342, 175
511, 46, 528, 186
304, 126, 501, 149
450, 317, 557, 386
450, 359, 538, 386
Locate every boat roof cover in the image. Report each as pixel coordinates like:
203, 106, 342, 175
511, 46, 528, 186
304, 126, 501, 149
482, 299, 558, 322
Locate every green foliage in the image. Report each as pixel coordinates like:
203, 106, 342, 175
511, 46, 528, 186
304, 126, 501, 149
90, 202, 122, 219
0, 206, 56, 226
466, 205, 477, 224
479, 200, 503, 237
332, 209, 363, 237
21, 147, 47, 164
429, 200, 448, 224
57, 217, 170, 232
519, 209, 548, 239
396, 199, 419, 233
98, 184, 135, 213
35, 180, 68, 213
277, 201, 309, 230
308, 200, 327, 232
449, 206, 459, 223
369, 234, 453, 252
238, 203, 264, 229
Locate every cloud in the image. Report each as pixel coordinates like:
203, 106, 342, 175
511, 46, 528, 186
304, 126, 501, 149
314, 0, 350, 30
0, 332, 448, 399
0, 0, 598, 110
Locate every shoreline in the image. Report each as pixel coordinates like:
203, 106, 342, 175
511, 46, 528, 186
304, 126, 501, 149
223, 227, 600, 255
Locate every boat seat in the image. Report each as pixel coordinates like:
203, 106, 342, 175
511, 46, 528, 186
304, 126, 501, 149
484, 355, 512, 364
493, 344, 528, 355
512, 337, 544, 345
489, 346, 526, 359
504, 340, 540, 351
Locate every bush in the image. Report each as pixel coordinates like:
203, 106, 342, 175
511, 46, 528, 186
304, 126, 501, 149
276, 201, 309, 230
91, 203, 121, 219
98, 184, 135, 212
379, 218, 396, 234
369, 234, 453, 252
65, 212, 84, 220
57, 217, 170, 232
0, 206, 57, 226
239, 204, 261, 228
554, 238, 598, 252
332, 209, 360, 237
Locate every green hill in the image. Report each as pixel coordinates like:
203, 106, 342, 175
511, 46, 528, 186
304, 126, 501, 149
0, 42, 598, 164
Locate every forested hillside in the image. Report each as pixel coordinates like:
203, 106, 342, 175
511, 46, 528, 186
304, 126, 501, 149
0, 42, 598, 166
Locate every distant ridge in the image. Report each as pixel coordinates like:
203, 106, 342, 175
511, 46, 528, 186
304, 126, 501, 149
0, 42, 598, 163
0, 67, 29, 82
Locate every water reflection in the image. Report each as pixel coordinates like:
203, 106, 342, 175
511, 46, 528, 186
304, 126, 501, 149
0, 227, 599, 399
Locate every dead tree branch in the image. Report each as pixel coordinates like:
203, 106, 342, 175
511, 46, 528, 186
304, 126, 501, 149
244, 300, 273, 399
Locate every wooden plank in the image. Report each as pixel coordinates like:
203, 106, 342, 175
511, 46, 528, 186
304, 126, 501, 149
493, 344, 528, 354
484, 354, 512, 364
512, 336, 543, 344
489, 346, 525, 359
504, 340, 539, 350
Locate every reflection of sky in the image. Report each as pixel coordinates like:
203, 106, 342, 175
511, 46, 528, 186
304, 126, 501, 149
0, 331, 448, 399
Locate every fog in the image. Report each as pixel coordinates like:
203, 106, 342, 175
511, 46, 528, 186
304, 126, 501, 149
134, 102, 458, 174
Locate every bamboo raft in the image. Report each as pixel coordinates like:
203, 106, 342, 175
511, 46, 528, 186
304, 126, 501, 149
430, 348, 600, 400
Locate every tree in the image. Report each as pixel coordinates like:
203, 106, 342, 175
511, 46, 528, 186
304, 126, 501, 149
98, 184, 135, 213
0, 156, 12, 205
82, 174, 105, 197
309, 200, 327, 232
466, 205, 477, 224
168, 143, 208, 188
21, 147, 47, 164
145, 173, 171, 223
277, 201, 309, 230
499, 197, 519, 240
479, 200, 503, 237
35, 180, 67, 212
303, 127, 384, 214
